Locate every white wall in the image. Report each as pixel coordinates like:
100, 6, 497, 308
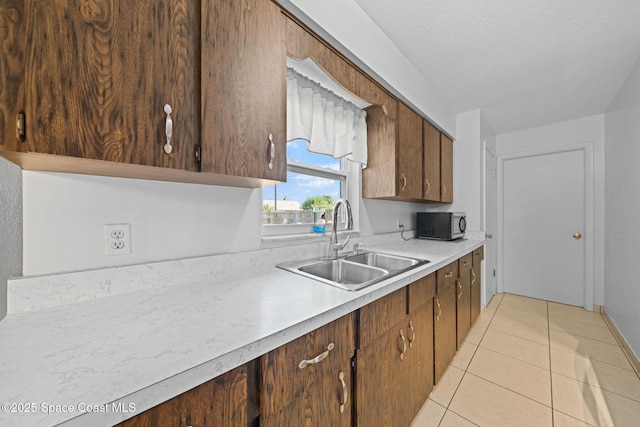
20, 169, 437, 276
496, 115, 606, 306
452, 110, 484, 230
603, 58, 640, 357
22, 172, 263, 275
0, 158, 22, 319
283, 0, 457, 137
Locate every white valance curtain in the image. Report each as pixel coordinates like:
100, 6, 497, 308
286, 67, 368, 167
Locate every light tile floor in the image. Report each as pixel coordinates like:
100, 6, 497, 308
411, 293, 640, 427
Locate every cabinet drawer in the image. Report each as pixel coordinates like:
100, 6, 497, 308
473, 245, 485, 267
358, 287, 407, 349
459, 253, 473, 275
408, 273, 435, 314
436, 261, 459, 294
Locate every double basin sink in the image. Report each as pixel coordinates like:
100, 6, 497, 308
277, 251, 429, 291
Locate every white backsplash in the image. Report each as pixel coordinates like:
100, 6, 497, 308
8, 229, 475, 314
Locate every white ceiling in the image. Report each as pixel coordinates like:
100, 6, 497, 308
352, 0, 640, 134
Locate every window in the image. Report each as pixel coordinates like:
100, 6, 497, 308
262, 139, 349, 235
263, 58, 368, 237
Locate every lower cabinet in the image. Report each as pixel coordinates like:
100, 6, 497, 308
355, 287, 409, 426
434, 261, 458, 383
456, 253, 473, 348
260, 312, 355, 427
471, 246, 484, 324
115, 247, 485, 427
355, 276, 435, 427
406, 274, 435, 417
115, 362, 254, 427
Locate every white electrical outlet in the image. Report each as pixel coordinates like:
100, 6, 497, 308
104, 224, 131, 256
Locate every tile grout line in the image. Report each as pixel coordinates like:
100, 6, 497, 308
463, 370, 554, 410
547, 300, 556, 427
551, 370, 640, 405
442, 408, 481, 426
436, 295, 503, 425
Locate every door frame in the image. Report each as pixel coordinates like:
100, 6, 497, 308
482, 143, 497, 305
496, 142, 595, 310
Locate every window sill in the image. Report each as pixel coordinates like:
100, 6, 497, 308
261, 230, 360, 250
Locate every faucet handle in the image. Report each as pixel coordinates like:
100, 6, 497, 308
337, 235, 351, 251
353, 243, 366, 253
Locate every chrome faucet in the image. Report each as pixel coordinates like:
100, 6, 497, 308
327, 199, 354, 259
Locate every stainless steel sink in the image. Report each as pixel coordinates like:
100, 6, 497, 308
344, 251, 424, 272
301, 259, 388, 286
277, 251, 429, 291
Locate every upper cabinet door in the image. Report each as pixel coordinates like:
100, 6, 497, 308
440, 134, 454, 203
201, 0, 286, 182
0, 0, 25, 153
24, 0, 199, 171
396, 103, 423, 200
423, 120, 441, 202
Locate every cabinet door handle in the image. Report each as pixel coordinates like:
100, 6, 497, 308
401, 173, 407, 192
425, 178, 431, 196
442, 184, 447, 199
338, 371, 348, 414
268, 133, 275, 170
435, 298, 442, 320
457, 280, 463, 299
398, 329, 407, 360
163, 104, 173, 154
471, 269, 476, 285
407, 320, 415, 349
298, 342, 334, 369
444, 272, 453, 278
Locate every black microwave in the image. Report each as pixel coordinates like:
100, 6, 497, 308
416, 212, 466, 240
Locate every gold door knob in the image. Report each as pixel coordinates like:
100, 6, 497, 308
573, 233, 582, 239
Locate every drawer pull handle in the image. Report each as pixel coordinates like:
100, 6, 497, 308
163, 104, 173, 154
299, 343, 334, 369
401, 173, 407, 192
407, 320, 415, 348
268, 133, 275, 170
436, 298, 442, 320
339, 371, 348, 414
471, 269, 476, 285
399, 329, 407, 360
457, 280, 463, 299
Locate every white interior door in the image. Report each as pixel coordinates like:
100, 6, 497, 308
501, 148, 585, 306
484, 149, 497, 305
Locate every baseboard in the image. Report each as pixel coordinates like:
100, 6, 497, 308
602, 307, 640, 376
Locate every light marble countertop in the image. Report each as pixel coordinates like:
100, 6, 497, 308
0, 235, 484, 427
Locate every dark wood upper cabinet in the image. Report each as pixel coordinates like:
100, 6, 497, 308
362, 102, 425, 201
23, 0, 199, 172
0, 0, 25, 153
423, 120, 441, 202
440, 134, 454, 203
396, 103, 423, 200
201, 0, 286, 182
